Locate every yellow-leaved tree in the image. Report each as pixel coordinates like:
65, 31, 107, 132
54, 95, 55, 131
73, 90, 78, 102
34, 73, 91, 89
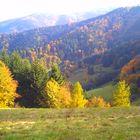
71, 82, 87, 108
0, 60, 18, 108
45, 78, 72, 108
59, 82, 72, 108
45, 78, 61, 108
113, 80, 131, 107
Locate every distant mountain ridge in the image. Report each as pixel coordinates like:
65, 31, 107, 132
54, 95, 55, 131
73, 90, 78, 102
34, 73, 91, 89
0, 10, 108, 33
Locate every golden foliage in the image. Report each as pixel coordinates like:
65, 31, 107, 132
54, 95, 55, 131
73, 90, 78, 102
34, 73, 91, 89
71, 82, 87, 108
113, 80, 131, 107
45, 79, 72, 108
0, 61, 18, 108
59, 82, 72, 108
45, 78, 61, 108
86, 96, 110, 108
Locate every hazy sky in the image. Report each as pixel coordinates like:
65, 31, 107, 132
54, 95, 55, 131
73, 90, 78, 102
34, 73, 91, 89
0, 0, 140, 21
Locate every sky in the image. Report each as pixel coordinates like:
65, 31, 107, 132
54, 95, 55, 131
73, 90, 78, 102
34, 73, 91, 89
0, 0, 140, 21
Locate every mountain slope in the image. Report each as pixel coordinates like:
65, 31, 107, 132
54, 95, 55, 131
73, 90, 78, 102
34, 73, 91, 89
1, 7, 140, 88
1, 7, 140, 61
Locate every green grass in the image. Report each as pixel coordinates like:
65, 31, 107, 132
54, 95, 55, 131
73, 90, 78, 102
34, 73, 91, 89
0, 107, 140, 140
86, 82, 116, 101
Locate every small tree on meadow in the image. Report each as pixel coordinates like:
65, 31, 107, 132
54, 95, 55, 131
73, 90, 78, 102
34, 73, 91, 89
113, 80, 131, 107
71, 82, 87, 108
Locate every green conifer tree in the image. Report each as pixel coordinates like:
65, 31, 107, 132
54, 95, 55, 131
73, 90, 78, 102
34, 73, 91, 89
0, 49, 10, 66
50, 64, 64, 85
27, 60, 48, 107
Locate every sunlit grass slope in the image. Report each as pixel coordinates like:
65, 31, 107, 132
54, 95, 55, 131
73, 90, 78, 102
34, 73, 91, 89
86, 82, 116, 101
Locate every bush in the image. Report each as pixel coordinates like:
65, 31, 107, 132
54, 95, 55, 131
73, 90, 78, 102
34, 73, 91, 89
86, 96, 110, 107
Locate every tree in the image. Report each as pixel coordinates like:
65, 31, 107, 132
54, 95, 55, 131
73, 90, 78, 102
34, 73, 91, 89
0, 49, 10, 66
0, 51, 50, 108
9, 51, 24, 75
7, 52, 49, 107
45, 78, 61, 108
50, 64, 64, 85
9, 51, 32, 107
71, 82, 87, 108
113, 80, 131, 107
59, 82, 72, 108
0, 60, 18, 108
28, 60, 49, 107
45, 79, 72, 108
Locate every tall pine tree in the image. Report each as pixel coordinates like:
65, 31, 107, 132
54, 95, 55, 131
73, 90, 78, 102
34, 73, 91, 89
29, 60, 49, 107
50, 64, 64, 85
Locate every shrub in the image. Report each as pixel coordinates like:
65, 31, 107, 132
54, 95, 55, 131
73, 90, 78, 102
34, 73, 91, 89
86, 96, 110, 107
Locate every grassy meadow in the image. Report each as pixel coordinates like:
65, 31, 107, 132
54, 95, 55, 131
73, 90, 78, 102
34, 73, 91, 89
0, 107, 140, 140
85, 82, 116, 101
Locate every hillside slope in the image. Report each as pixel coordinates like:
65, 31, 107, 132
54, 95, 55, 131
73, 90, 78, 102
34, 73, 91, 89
1, 7, 140, 61
0, 7, 140, 89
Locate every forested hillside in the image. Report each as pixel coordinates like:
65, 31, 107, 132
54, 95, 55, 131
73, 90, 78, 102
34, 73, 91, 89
1, 7, 140, 62
0, 6, 140, 93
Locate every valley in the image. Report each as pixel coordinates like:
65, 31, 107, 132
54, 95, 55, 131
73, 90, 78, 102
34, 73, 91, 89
0, 2, 140, 139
